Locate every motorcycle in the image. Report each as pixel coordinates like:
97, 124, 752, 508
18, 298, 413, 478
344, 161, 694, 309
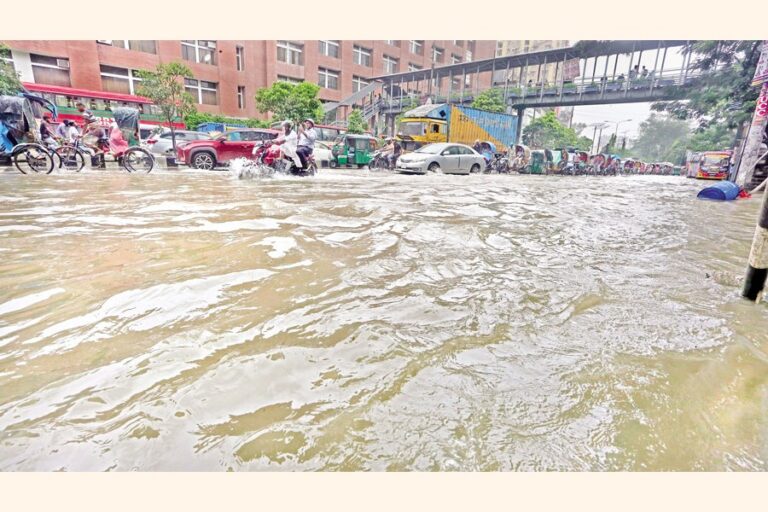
492, 154, 510, 174
252, 140, 317, 176
368, 149, 396, 171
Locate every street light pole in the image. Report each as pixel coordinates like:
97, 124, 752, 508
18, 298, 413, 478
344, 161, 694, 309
614, 118, 632, 138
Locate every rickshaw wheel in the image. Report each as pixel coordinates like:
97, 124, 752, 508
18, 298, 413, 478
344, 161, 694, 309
123, 147, 155, 173
13, 146, 54, 174
329, 159, 339, 168
54, 146, 86, 172
357, 164, 364, 168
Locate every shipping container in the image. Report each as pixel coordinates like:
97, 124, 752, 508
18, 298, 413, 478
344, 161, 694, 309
447, 105, 517, 148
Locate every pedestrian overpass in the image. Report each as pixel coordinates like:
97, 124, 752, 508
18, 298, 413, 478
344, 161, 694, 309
326, 40, 700, 140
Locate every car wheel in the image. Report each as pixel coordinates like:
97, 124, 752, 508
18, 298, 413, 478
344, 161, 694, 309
191, 152, 215, 170
428, 162, 441, 173
470, 164, 481, 174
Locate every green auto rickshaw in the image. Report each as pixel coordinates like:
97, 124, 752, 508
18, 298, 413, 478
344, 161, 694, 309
330, 134, 376, 168
524, 150, 547, 174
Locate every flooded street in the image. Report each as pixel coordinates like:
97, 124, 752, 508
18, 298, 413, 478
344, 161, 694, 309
0, 169, 767, 471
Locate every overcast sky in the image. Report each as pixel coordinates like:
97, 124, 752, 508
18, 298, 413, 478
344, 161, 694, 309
570, 45, 688, 140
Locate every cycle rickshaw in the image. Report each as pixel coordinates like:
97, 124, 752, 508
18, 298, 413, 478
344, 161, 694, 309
0, 95, 55, 174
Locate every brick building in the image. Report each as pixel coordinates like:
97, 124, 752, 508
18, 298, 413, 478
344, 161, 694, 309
1, 40, 494, 123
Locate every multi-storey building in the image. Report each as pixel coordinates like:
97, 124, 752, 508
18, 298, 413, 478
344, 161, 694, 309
1, 40, 494, 123
495, 40, 576, 85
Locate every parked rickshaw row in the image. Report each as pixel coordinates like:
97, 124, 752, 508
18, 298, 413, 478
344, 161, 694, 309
487, 145, 681, 176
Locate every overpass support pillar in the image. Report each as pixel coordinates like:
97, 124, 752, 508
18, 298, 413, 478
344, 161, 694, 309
515, 108, 525, 144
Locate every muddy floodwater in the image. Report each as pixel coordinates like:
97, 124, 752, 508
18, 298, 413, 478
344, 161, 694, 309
0, 169, 767, 471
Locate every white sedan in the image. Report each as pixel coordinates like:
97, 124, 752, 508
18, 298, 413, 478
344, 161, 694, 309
313, 141, 333, 168
395, 143, 485, 175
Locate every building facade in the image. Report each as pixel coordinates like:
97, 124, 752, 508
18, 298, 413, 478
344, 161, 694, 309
1, 40, 494, 122
495, 40, 575, 85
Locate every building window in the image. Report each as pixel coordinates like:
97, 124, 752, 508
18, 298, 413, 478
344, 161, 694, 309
181, 40, 217, 65
352, 75, 368, 93
237, 86, 245, 109
277, 41, 304, 65
98, 40, 157, 54
454, 40, 464, 47
236, 45, 245, 71
385, 40, 400, 47
353, 45, 372, 67
100, 65, 143, 95
466, 50, 473, 62
408, 63, 422, 72
30, 54, 71, 87
496, 41, 505, 57
317, 68, 339, 90
318, 40, 339, 58
277, 75, 303, 84
451, 54, 462, 64
432, 46, 444, 63
184, 78, 218, 105
383, 55, 398, 74
409, 40, 424, 55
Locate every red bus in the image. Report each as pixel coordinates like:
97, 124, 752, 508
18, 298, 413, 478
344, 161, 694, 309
22, 82, 184, 138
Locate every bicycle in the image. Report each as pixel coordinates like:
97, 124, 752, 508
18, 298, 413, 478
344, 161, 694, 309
52, 135, 88, 172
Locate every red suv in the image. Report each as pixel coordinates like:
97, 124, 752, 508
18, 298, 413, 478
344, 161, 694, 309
177, 129, 279, 169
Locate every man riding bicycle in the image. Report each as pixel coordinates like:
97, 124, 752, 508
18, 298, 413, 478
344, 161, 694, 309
40, 113, 58, 150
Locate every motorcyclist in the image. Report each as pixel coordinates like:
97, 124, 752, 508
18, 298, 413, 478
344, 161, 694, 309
296, 118, 317, 169
380, 137, 399, 169
264, 120, 302, 169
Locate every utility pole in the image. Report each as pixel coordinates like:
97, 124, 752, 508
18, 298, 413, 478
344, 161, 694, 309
596, 124, 606, 153
742, 40, 768, 301
592, 125, 599, 153
589, 122, 608, 154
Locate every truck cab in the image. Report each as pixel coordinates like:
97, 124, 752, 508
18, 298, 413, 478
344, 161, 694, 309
397, 117, 447, 144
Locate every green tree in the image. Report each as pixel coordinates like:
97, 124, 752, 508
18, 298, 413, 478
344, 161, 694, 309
471, 88, 505, 113
136, 62, 196, 152
0, 44, 22, 95
651, 41, 762, 134
522, 111, 591, 150
254, 81, 323, 124
346, 109, 366, 134
630, 114, 691, 162
686, 124, 737, 152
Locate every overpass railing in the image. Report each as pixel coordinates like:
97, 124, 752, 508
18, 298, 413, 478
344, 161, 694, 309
378, 67, 700, 113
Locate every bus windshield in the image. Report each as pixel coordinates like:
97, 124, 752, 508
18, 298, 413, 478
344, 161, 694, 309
703, 155, 729, 168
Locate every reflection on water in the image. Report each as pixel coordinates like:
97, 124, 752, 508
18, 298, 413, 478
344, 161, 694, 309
0, 169, 767, 471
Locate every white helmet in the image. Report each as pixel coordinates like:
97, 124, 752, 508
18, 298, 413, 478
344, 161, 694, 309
303, 118, 315, 126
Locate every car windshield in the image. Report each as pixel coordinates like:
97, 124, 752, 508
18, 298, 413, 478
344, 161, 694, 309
415, 145, 444, 154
